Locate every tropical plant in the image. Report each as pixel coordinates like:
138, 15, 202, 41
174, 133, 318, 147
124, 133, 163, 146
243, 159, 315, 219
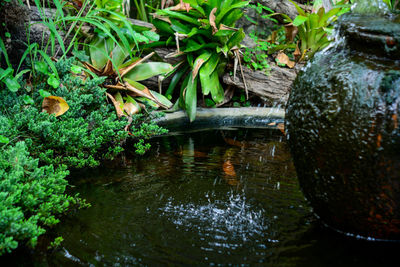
152, 0, 249, 121
383, 0, 399, 10
78, 36, 174, 117
282, 0, 350, 60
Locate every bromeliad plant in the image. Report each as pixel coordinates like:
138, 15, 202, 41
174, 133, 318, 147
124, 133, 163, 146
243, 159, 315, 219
153, 0, 249, 121
280, 0, 350, 60
80, 37, 174, 117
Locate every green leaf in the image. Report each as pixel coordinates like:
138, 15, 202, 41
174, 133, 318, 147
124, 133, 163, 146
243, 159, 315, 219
23, 95, 35, 105
72, 49, 90, 62
209, 71, 224, 103
158, 9, 201, 26
293, 15, 308, 27
0, 67, 13, 81
90, 37, 109, 70
184, 39, 204, 52
152, 19, 174, 35
131, 31, 150, 43
124, 62, 173, 81
4, 77, 20, 92
39, 89, 51, 98
204, 98, 216, 107
227, 28, 245, 49
185, 72, 198, 122
71, 65, 83, 74
166, 64, 189, 100
142, 31, 160, 42
47, 74, 60, 89
215, 1, 250, 25
34, 61, 49, 75
0, 135, 9, 144
136, 97, 159, 108
170, 18, 191, 34
0, 37, 11, 68
150, 90, 173, 109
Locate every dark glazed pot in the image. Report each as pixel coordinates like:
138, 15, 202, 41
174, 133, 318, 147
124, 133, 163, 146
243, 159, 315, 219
286, 13, 400, 240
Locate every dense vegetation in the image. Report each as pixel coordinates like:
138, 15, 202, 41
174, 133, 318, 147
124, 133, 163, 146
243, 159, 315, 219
0, 0, 395, 256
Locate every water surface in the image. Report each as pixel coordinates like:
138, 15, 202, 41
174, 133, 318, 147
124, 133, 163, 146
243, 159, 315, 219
2, 128, 400, 266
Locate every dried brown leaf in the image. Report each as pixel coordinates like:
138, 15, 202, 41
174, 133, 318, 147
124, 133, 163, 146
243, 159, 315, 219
42, 96, 69, 117
210, 8, 218, 34
276, 52, 295, 69
106, 93, 124, 118
284, 23, 298, 42
171, 2, 192, 12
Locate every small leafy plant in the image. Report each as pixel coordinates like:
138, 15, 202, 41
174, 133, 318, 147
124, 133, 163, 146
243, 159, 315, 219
153, 0, 249, 121
0, 141, 79, 255
383, 0, 400, 10
281, 0, 351, 60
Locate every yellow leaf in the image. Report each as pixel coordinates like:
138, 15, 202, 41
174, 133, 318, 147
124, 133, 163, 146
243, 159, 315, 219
276, 52, 296, 68
42, 96, 69, 117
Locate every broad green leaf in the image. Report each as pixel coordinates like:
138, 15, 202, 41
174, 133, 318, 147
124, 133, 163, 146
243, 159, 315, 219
142, 31, 160, 42
73, 49, 90, 62
209, 71, 224, 103
152, 19, 175, 35
136, 97, 159, 108
23, 95, 35, 105
293, 15, 308, 27
184, 39, 204, 52
166, 64, 189, 100
214, 29, 235, 37
150, 90, 173, 108
227, 28, 245, 49
4, 77, 20, 92
90, 37, 109, 70
47, 74, 60, 89
34, 61, 49, 75
192, 51, 212, 80
171, 18, 191, 34
39, 89, 51, 98
71, 65, 83, 74
111, 45, 129, 70
199, 53, 219, 80
185, 73, 198, 122
183, 0, 206, 16
215, 1, 249, 25
0, 67, 13, 81
37, 50, 60, 79
124, 62, 173, 81
131, 31, 150, 43
158, 9, 201, 25
222, 9, 244, 26
0, 135, 9, 144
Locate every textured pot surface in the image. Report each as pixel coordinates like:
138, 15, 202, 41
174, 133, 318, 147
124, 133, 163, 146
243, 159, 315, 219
286, 13, 400, 240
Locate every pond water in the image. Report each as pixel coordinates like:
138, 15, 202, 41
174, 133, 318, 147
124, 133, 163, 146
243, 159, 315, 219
2, 128, 400, 266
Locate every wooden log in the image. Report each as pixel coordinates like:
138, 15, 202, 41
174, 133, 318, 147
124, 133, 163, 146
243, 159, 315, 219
222, 64, 297, 107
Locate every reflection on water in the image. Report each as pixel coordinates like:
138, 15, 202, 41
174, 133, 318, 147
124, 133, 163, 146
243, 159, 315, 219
1, 128, 400, 266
